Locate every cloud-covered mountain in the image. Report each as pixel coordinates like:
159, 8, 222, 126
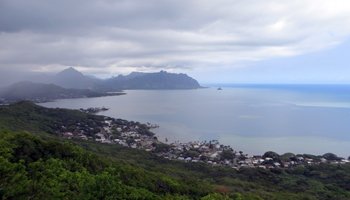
46, 67, 202, 90
2, 0, 350, 82
52, 67, 103, 90
0, 67, 202, 94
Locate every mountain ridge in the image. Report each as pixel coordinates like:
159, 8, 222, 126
0, 68, 202, 103
48, 67, 202, 90
104, 70, 202, 90
0, 67, 202, 91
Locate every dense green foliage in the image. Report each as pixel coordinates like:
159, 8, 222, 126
0, 101, 105, 134
1, 102, 350, 199
0, 131, 222, 199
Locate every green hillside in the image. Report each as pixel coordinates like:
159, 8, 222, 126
0, 102, 350, 199
0, 101, 103, 133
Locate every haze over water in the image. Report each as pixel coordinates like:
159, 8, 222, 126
40, 85, 350, 157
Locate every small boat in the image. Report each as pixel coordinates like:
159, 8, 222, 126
217, 87, 222, 90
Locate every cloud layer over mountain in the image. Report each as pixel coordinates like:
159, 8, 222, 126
1, 0, 350, 77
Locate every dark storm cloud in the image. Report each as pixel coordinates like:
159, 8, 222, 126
0, 0, 203, 33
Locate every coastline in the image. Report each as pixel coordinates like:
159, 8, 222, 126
37, 88, 350, 158
52, 106, 349, 170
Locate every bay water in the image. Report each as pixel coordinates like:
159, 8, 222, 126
39, 85, 350, 157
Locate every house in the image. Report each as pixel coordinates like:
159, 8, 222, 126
63, 132, 73, 139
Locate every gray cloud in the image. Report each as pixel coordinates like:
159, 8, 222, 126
1, 0, 350, 77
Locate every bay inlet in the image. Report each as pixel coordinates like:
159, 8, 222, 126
39, 85, 350, 157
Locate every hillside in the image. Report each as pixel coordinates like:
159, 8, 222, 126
0, 131, 218, 200
0, 81, 123, 103
0, 102, 350, 199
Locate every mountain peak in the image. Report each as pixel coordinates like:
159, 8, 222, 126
53, 67, 100, 90
57, 67, 83, 76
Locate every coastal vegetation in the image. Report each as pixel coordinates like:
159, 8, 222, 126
0, 102, 350, 199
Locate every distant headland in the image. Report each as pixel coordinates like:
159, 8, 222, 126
0, 67, 202, 103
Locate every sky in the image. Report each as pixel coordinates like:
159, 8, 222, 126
1, 0, 350, 84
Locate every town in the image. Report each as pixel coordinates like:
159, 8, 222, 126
59, 109, 350, 170
80, 107, 109, 114
58, 112, 159, 152
156, 140, 350, 169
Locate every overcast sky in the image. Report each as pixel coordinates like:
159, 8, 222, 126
1, 0, 350, 83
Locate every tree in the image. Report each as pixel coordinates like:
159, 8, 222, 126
221, 149, 235, 160
184, 150, 200, 158
153, 143, 170, 153
280, 153, 295, 161
262, 151, 280, 161
322, 153, 340, 161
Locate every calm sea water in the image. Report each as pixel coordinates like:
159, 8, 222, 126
39, 85, 350, 157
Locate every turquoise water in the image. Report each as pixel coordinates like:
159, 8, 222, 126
39, 86, 350, 157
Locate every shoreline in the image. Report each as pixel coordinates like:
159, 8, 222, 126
2, 101, 349, 170
33, 86, 350, 159
57, 107, 350, 170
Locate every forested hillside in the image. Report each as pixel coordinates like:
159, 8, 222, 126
0, 102, 350, 199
